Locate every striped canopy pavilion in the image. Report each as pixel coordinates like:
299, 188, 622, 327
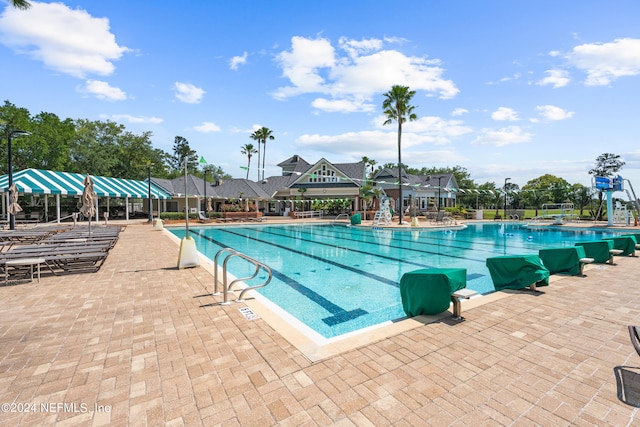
0, 168, 171, 222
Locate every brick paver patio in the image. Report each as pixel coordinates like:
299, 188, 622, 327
1, 222, 639, 426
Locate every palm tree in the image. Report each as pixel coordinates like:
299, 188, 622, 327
250, 127, 275, 181
361, 156, 377, 180
240, 143, 257, 179
382, 85, 417, 225
11, 0, 31, 9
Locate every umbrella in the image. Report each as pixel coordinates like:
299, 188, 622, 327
8, 183, 22, 216
80, 175, 97, 234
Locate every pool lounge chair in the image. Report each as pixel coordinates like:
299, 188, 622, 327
198, 212, 215, 223
629, 326, 640, 357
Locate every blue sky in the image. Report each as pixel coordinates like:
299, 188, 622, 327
1, 0, 640, 192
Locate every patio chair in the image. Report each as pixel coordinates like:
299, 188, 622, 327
198, 211, 214, 223
629, 326, 640, 357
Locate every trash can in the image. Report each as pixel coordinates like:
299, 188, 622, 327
350, 213, 361, 225
475, 209, 484, 220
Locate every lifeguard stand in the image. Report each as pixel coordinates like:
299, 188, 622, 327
594, 175, 623, 226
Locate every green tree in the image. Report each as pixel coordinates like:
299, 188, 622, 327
170, 136, 198, 174
521, 174, 570, 216
69, 120, 120, 176
241, 143, 258, 179
250, 127, 275, 181
588, 153, 625, 178
588, 153, 625, 220
568, 183, 593, 217
382, 85, 417, 225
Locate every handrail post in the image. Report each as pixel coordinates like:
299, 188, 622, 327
211, 247, 272, 305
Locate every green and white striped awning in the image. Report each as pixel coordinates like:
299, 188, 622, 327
0, 169, 171, 199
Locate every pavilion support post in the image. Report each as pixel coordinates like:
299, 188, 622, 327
56, 194, 61, 223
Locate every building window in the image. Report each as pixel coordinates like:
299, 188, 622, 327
308, 164, 338, 183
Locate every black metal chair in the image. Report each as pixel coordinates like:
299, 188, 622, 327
628, 326, 640, 357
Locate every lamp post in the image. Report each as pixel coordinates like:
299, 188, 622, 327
147, 163, 154, 223
503, 177, 511, 219
7, 130, 31, 230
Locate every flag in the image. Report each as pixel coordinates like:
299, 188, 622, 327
240, 166, 249, 170
199, 156, 207, 164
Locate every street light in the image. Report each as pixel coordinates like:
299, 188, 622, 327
7, 130, 31, 230
147, 163, 154, 223
427, 175, 445, 212
504, 177, 511, 219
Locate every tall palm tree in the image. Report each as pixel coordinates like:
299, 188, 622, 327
249, 131, 261, 181
382, 85, 417, 225
11, 0, 31, 9
240, 143, 257, 179
250, 127, 274, 181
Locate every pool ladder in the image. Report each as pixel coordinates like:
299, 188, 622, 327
212, 248, 273, 305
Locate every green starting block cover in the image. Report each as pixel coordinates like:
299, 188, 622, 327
485, 254, 549, 291
603, 236, 637, 256
350, 213, 361, 225
575, 240, 614, 263
399, 268, 466, 317
539, 246, 587, 276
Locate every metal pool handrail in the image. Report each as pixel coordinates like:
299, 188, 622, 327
213, 247, 272, 305
333, 213, 350, 223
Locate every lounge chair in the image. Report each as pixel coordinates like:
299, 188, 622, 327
198, 211, 214, 223
629, 326, 640, 357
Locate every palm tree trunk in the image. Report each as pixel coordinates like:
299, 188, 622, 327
246, 158, 250, 179
397, 120, 403, 225
262, 141, 266, 181
256, 141, 261, 181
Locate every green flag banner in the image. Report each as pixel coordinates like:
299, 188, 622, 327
199, 156, 207, 164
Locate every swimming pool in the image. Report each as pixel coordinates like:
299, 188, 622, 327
169, 222, 623, 339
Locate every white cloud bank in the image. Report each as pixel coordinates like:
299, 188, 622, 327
0, 2, 129, 78
78, 80, 127, 101
566, 38, 640, 86
273, 35, 459, 113
491, 107, 519, 121
174, 82, 205, 104
194, 122, 221, 133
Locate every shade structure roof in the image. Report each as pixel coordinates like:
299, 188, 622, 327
0, 168, 171, 199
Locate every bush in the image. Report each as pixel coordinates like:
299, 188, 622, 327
159, 212, 199, 220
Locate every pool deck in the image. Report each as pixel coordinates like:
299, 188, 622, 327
2, 219, 640, 425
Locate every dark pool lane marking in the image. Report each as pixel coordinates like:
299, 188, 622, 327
190, 229, 368, 326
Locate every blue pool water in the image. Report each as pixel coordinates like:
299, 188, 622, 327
169, 223, 623, 339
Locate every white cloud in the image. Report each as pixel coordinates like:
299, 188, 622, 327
78, 80, 126, 101
229, 51, 248, 70
470, 126, 533, 146
194, 122, 221, 132
535, 105, 574, 121
451, 108, 468, 116
174, 82, 205, 104
108, 114, 163, 124
566, 38, 640, 86
491, 107, 519, 121
537, 69, 570, 88
311, 97, 374, 113
0, 2, 129, 78
273, 35, 459, 112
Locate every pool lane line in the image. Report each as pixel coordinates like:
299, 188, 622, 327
250, 225, 490, 264
209, 227, 404, 286
326, 225, 533, 256
189, 229, 369, 327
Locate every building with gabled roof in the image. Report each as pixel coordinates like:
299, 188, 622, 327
151, 155, 371, 216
